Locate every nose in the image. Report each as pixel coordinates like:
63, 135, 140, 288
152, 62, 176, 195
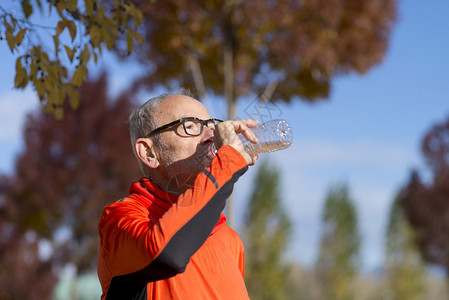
201, 126, 215, 143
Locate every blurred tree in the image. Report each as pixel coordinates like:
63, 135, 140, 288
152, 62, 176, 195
399, 116, 449, 278
0, 73, 141, 297
129, 0, 397, 221
285, 263, 324, 300
315, 182, 361, 300
128, 0, 397, 114
0, 204, 56, 299
0, 0, 143, 119
382, 193, 427, 300
244, 160, 292, 300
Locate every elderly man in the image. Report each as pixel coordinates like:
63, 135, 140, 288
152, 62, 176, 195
97, 90, 259, 300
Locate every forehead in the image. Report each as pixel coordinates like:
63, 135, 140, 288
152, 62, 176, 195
156, 95, 210, 124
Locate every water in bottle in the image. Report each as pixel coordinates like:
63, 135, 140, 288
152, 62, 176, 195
209, 119, 293, 156
240, 119, 293, 155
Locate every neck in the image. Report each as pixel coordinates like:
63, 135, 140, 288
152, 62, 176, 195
148, 172, 196, 196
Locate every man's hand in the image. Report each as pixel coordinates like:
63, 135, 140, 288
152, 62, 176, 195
214, 119, 259, 165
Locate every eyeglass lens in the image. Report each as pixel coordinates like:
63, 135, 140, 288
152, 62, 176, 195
183, 119, 217, 136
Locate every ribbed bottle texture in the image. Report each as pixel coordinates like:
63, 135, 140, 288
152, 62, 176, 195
209, 119, 293, 156
240, 119, 293, 155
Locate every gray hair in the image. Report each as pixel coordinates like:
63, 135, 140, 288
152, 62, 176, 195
128, 88, 196, 176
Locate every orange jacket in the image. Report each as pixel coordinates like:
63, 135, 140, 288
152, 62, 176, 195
97, 145, 250, 299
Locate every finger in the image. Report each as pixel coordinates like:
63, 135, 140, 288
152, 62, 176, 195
241, 119, 259, 142
247, 153, 258, 166
250, 153, 258, 165
232, 121, 258, 144
242, 119, 259, 128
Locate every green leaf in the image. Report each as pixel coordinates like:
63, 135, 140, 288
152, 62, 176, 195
21, 0, 33, 18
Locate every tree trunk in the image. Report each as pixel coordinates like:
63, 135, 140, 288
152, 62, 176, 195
188, 52, 207, 101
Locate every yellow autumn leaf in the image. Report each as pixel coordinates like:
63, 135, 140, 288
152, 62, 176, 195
15, 28, 28, 46
14, 57, 28, 88
79, 44, 90, 65
35, 0, 42, 10
15, 56, 22, 72
134, 32, 143, 44
105, 33, 114, 50
68, 85, 80, 110
67, 0, 78, 12
126, 30, 134, 54
64, 45, 75, 62
22, 0, 33, 18
90, 25, 100, 45
67, 21, 77, 42
84, 0, 93, 15
56, 20, 65, 36
5, 30, 15, 51
54, 106, 64, 120
44, 78, 54, 92
14, 68, 28, 88
61, 66, 68, 79
34, 78, 46, 99
71, 67, 86, 87
47, 86, 59, 107
53, 35, 59, 56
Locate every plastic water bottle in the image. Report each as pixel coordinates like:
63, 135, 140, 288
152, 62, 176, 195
210, 119, 293, 156
240, 119, 293, 155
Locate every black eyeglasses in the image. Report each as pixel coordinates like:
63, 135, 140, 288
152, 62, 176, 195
145, 117, 223, 137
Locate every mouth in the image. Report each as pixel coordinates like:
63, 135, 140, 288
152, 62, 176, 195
201, 136, 216, 157
208, 143, 217, 157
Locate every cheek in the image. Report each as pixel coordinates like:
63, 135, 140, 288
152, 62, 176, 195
162, 136, 199, 159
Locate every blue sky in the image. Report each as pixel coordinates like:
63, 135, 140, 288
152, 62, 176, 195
1, 0, 448, 273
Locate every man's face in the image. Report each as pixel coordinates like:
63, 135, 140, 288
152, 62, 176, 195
152, 95, 216, 191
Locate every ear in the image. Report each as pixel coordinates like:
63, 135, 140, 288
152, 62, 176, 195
135, 138, 160, 169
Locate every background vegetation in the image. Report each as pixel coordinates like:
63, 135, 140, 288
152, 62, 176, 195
1, 0, 449, 299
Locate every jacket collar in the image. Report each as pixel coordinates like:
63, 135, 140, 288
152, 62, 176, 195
129, 177, 226, 235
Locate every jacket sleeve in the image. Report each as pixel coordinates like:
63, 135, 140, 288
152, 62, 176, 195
98, 145, 248, 282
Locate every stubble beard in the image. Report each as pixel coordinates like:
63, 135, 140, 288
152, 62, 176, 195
158, 144, 214, 194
